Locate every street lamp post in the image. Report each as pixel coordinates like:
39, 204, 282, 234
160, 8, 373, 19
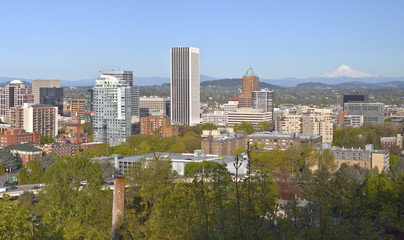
6, 168, 9, 185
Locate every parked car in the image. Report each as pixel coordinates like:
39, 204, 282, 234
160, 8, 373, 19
0, 187, 7, 193
33, 186, 40, 190
39, 183, 45, 187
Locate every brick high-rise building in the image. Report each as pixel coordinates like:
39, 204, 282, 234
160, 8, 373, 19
239, 67, 259, 108
10, 104, 58, 137
140, 115, 179, 138
0, 80, 34, 122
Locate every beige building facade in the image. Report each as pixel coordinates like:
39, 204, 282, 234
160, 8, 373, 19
32, 79, 61, 104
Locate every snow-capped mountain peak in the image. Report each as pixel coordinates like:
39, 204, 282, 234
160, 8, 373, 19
320, 65, 377, 78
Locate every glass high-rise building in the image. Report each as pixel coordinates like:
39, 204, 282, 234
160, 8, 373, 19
39, 87, 63, 114
99, 70, 139, 122
93, 73, 132, 146
170, 47, 200, 126
84, 89, 93, 123
252, 88, 274, 120
32, 79, 61, 104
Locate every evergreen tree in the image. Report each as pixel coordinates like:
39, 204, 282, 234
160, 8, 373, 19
18, 167, 29, 185
0, 148, 20, 170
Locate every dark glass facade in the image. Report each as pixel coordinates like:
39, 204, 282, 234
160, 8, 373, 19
39, 88, 63, 114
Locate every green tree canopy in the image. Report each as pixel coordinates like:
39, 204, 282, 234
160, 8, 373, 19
234, 122, 254, 134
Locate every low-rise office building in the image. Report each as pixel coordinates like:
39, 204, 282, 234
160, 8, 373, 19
227, 109, 272, 127
8, 143, 43, 166
344, 102, 384, 124
201, 111, 228, 126
0, 128, 41, 147
92, 151, 248, 177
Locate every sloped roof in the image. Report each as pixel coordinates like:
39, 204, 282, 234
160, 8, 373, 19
244, 67, 258, 77
7, 143, 42, 152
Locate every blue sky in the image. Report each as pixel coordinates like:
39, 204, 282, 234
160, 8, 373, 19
1, 0, 403, 81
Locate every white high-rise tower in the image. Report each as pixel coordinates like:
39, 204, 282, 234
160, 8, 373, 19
100, 70, 139, 123
93, 73, 131, 146
170, 47, 200, 126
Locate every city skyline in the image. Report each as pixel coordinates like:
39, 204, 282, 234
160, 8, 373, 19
1, 1, 404, 81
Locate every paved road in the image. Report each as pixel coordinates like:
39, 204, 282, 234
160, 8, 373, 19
1, 183, 116, 198
0, 184, 41, 198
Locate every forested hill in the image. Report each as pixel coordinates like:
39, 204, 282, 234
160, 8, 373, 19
201, 78, 283, 90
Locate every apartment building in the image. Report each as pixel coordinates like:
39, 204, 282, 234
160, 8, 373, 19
36, 143, 80, 158
0, 80, 34, 122
10, 104, 58, 137
93, 73, 132, 146
276, 112, 333, 143
276, 114, 302, 133
140, 115, 179, 138
201, 131, 247, 155
323, 144, 389, 172
302, 113, 333, 143
381, 134, 403, 151
201, 111, 228, 126
248, 132, 322, 151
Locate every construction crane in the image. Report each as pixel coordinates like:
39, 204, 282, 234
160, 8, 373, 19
75, 111, 94, 142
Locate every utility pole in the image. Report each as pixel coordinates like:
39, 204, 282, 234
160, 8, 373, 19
112, 157, 124, 239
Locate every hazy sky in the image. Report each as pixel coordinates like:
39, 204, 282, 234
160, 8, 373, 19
1, 0, 403, 80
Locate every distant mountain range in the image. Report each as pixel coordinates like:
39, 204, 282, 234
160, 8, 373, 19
1, 66, 403, 88
295, 81, 404, 89
201, 78, 283, 90
0, 75, 216, 87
